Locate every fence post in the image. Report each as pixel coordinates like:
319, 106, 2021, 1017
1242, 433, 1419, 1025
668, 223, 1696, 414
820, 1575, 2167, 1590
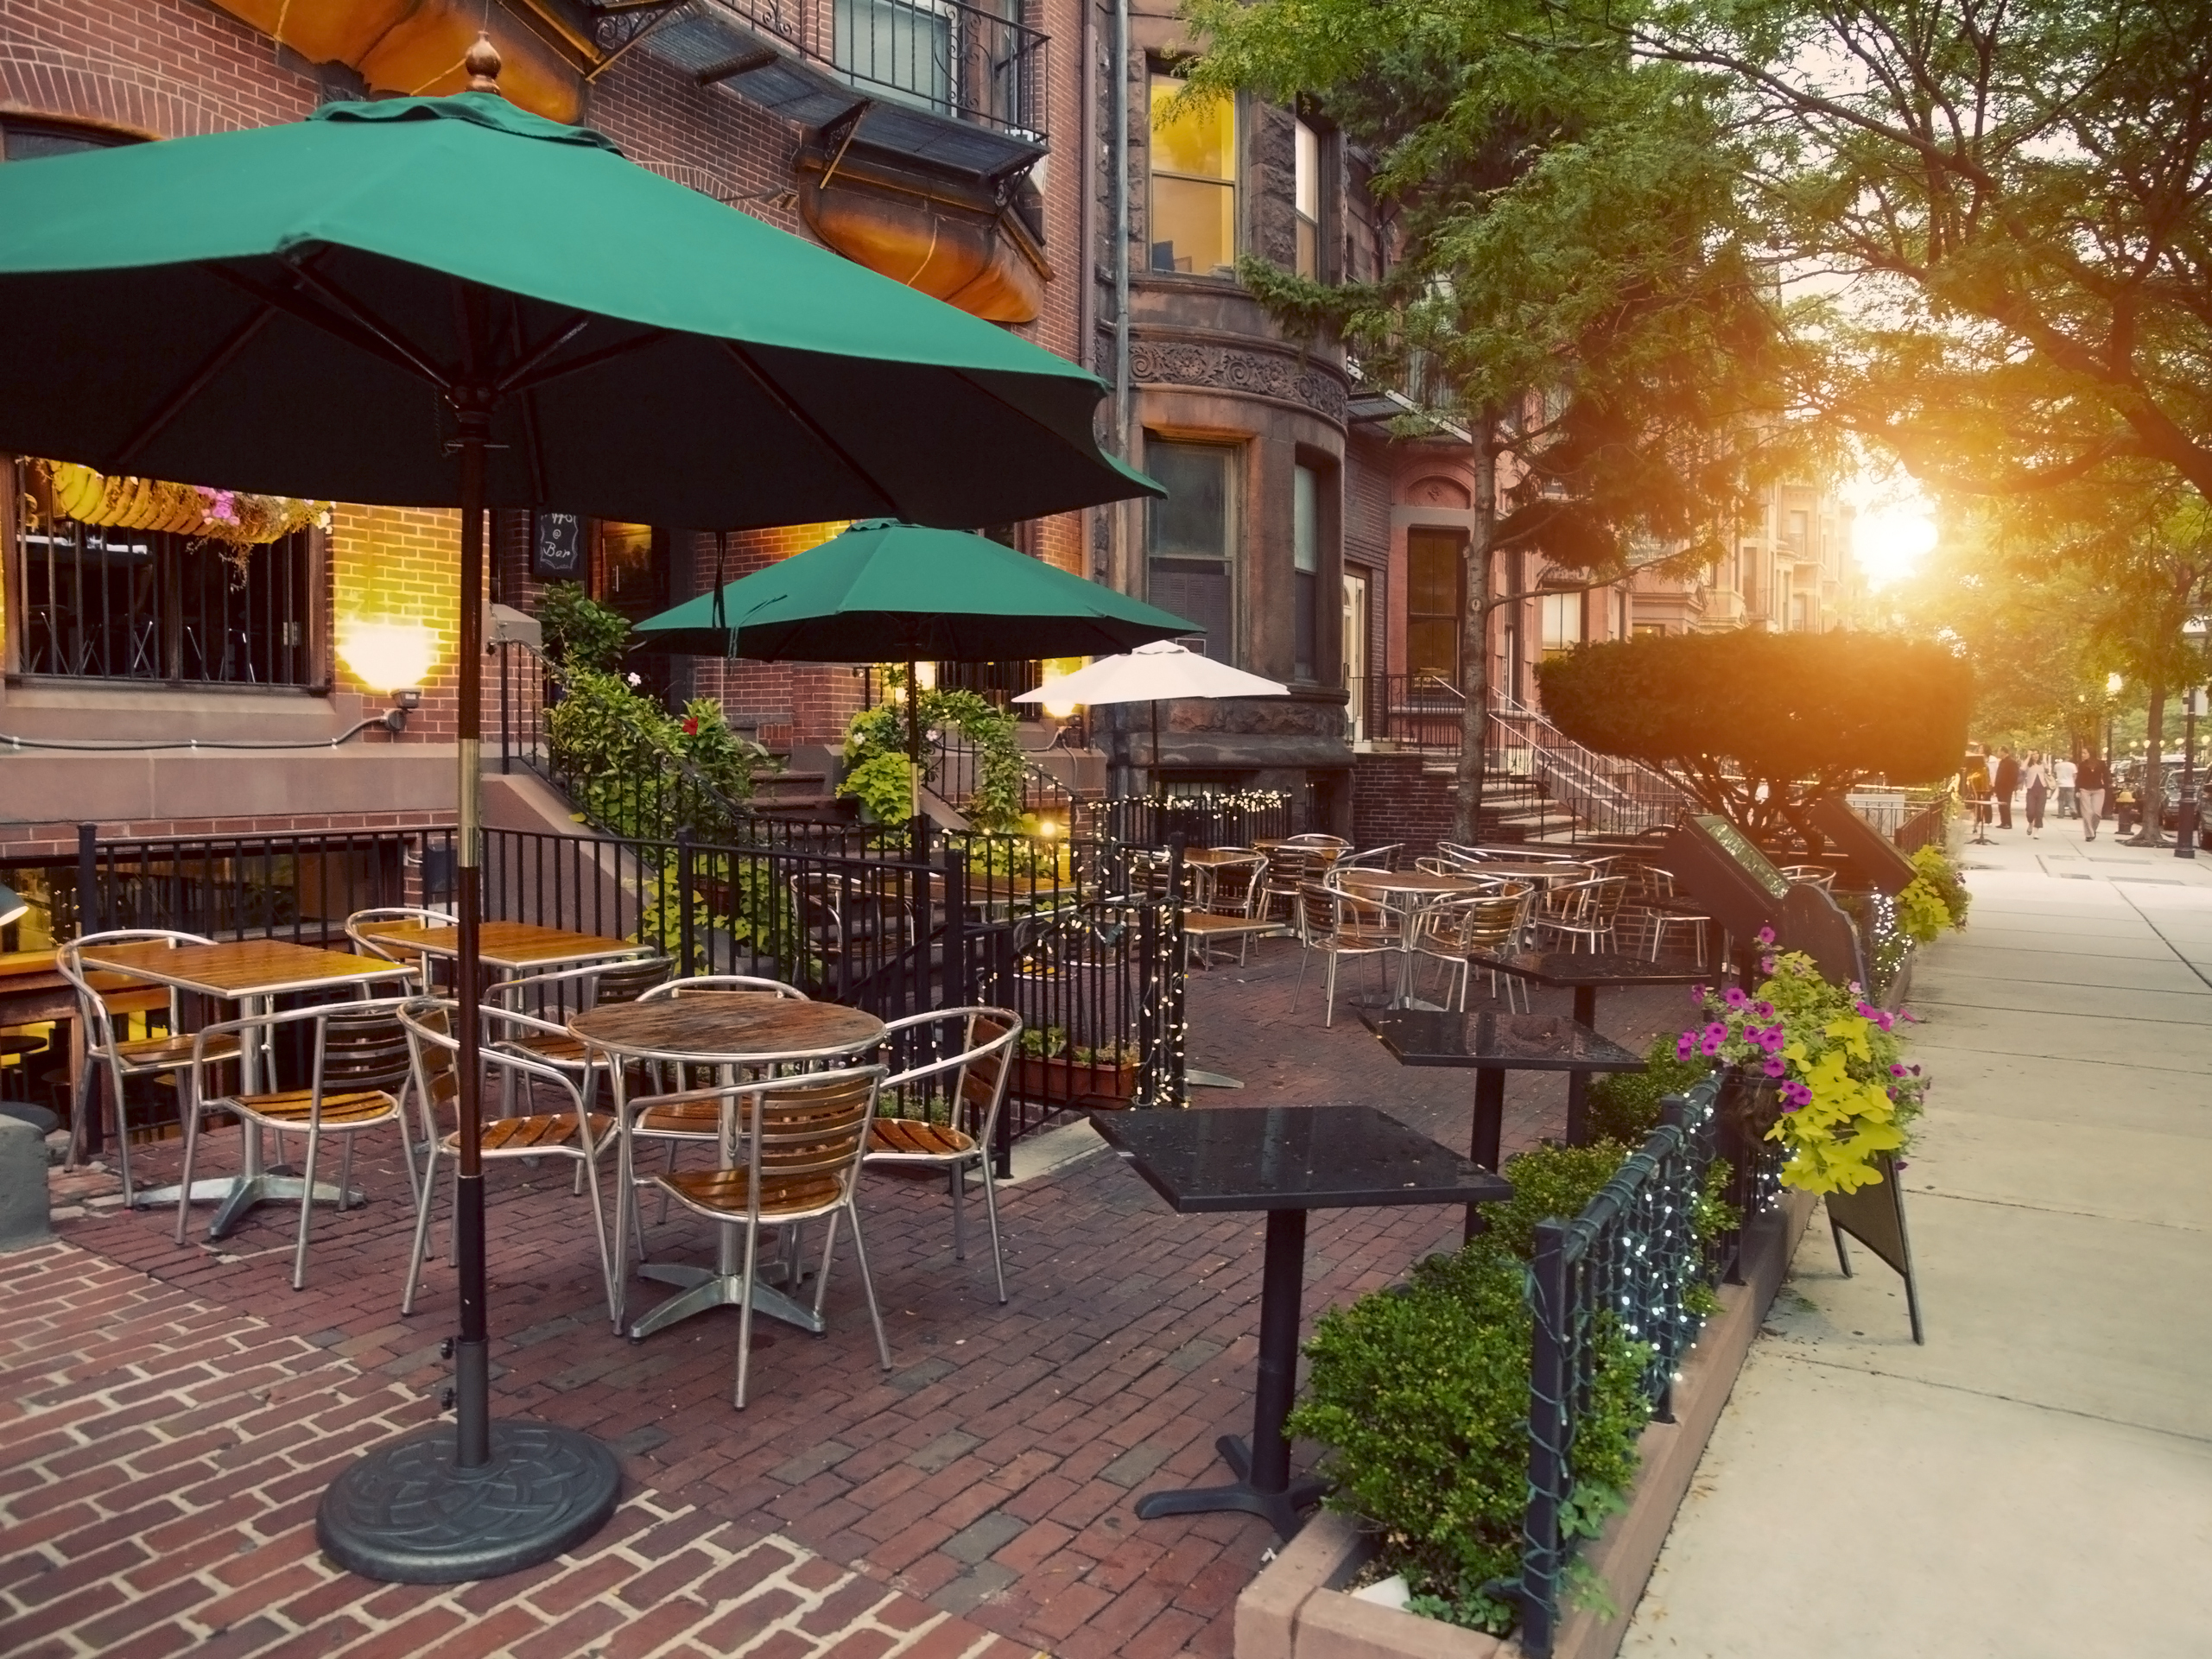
1164, 833, 1187, 1106
499, 643, 512, 776
1519, 1216, 1571, 1659
675, 828, 695, 975
942, 844, 969, 1010
75, 822, 98, 937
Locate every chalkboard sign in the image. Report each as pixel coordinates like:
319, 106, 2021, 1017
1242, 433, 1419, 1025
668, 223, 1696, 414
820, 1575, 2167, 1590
1695, 814, 1790, 898
532, 510, 584, 579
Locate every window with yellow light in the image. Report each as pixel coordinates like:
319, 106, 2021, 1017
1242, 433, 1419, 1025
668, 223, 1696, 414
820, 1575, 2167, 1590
1150, 75, 1237, 275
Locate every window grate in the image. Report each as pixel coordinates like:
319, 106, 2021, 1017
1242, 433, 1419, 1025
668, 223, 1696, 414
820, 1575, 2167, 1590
12, 517, 315, 687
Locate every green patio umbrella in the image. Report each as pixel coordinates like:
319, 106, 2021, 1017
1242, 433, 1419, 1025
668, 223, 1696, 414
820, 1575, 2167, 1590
0, 39, 1156, 1582
634, 520, 1197, 793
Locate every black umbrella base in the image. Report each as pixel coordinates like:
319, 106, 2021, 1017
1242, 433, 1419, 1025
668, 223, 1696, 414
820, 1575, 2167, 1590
317, 1420, 620, 1583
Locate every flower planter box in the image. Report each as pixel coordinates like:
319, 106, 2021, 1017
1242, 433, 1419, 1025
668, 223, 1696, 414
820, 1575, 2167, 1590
1010, 1055, 1140, 1110
1237, 1188, 1817, 1659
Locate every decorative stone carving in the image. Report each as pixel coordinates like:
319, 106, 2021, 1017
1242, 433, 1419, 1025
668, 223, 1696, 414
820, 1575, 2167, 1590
1115, 339, 1348, 423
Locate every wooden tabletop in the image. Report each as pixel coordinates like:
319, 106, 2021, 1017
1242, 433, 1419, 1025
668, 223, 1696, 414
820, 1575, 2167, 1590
1336, 871, 1484, 896
570, 991, 885, 1063
1182, 848, 1265, 867
78, 938, 414, 1000
357, 920, 645, 971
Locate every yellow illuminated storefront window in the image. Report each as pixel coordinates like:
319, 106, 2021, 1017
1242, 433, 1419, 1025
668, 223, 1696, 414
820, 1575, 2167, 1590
1150, 75, 1236, 275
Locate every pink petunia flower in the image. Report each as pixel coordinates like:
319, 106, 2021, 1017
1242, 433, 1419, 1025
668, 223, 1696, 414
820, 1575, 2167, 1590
1763, 1056, 1786, 1079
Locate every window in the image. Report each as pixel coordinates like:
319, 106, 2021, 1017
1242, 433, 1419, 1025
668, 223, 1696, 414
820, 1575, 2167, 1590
1540, 590, 1582, 658
1150, 74, 1236, 274
0, 116, 139, 162
833, 0, 952, 116
1147, 441, 1237, 658
1293, 464, 1320, 680
1785, 509, 1810, 556
10, 480, 316, 687
1405, 528, 1462, 682
1293, 119, 1322, 279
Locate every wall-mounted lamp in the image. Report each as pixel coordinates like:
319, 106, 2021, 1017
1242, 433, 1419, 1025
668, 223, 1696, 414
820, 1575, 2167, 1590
383, 686, 422, 733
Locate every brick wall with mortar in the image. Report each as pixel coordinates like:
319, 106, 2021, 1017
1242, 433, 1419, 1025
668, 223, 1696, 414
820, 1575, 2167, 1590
1349, 751, 1457, 857
0, 809, 451, 863
0, 0, 317, 137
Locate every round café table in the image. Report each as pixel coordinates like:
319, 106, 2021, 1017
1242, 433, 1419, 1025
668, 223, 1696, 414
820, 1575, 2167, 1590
1332, 870, 1489, 1008
570, 991, 886, 1340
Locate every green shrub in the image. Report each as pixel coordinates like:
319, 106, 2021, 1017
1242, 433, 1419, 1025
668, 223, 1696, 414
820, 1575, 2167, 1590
1586, 1040, 1713, 1144
1290, 1138, 1703, 1633
538, 581, 631, 671
1905, 845, 1969, 931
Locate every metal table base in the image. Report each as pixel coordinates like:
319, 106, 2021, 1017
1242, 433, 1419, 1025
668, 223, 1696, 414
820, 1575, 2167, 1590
627, 1225, 820, 1342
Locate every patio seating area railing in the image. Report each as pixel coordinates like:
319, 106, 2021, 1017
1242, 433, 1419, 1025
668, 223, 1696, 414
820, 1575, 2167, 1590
1892, 792, 1950, 854
1510, 1071, 1755, 1656
1093, 790, 1293, 849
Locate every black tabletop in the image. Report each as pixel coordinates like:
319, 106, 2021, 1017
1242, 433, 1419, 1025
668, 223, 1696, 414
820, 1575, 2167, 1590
1090, 1105, 1512, 1214
1361, 1009, 1645, 1073
1463, 950, 1709, 990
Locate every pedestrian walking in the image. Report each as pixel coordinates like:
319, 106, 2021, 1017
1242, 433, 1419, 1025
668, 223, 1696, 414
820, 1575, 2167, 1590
2056, 752, 2078, 818
2022, 751, 2050, 837
1993, 746, 2021, 831
1963, 764, 1993, 844
2076, 751, 2110, 841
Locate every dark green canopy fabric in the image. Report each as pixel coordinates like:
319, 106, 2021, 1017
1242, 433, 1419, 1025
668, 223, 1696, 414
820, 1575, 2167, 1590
0, 90, 1157, 527
635, 521, 1198, 661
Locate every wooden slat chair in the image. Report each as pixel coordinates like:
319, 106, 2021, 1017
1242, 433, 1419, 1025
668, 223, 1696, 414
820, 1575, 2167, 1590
344, 907, 453, 989
58, 930, 243, 1205
1334, 843, 1403, 874
618, 976, 811, 1250
1409, 886, 1536, 1011
1291, 883, 1398, 1028
483, 953, 672, 1105
643, 1067, 894, 1407
1188, 855, 1269, 966
863, 1008, 1020, 1303
397, 999, 618, 1324
179, 997, 415, 1289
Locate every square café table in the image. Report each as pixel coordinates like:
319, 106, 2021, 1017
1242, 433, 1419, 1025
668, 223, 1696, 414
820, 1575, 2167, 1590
353, 918, 646, 981
1462, 951, 1704, 1143
1091, 1105, 1512, 1540
1363, 1009, 1644, 1238
75, 937, 416, 1233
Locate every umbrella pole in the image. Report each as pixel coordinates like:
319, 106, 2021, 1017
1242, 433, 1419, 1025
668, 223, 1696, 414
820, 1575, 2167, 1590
908, 655, 926, 862
1150, 699, 1162, 802
451, 408, 491, 1469
317, 338, 615, 1585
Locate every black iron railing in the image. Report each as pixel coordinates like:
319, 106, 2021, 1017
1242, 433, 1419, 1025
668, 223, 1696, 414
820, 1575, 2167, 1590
1360, 672, 1467, 750
1512, 1073, 1742, 1656
1892, 794, 1949, 854
718, 0, 1049, 142
24, 823, 458, 944
1093, 791, 1292, 849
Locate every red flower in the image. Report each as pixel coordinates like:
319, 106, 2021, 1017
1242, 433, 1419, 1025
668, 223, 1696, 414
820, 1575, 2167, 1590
681, 716, 700, 737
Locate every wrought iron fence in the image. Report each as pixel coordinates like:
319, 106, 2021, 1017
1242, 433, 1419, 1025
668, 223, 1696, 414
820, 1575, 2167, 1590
1360, 672, 1467, 750
716, 0, 1049, 142
1512, 1073, 1735, 1656
1093, 790, 1292, 849
1492, 691, 1692, 839
22, 823, 458, 944
1892, 793, 1950, 854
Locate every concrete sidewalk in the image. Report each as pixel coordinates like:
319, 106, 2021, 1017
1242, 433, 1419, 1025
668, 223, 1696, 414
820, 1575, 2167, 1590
1620, 825, 2212, 1658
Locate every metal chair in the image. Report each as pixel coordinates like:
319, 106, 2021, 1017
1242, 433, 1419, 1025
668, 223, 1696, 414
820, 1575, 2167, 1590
178, 998, 415, 1289
621, 975, 810, 1248
1409, 887, 1535, 1011
58, 930, 242, 1205
1290, 883, 1398, 1028
642, 1066, 894, 1407
398, 999, 618, 1324
1188, 855, 1269, 966
1627, 867, 1711, 966
1532, 876, 1631, 954
1778, 864, 1836, 890
344, 907, 453, 988
1260, 844, 1339, 922
865, 1007, 1020, 1303
1334, 844, 1403, 873
483, 954, 673, 1092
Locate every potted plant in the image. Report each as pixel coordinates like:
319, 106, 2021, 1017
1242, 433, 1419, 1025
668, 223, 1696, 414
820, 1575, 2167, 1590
1010, 1026, 1143, 1108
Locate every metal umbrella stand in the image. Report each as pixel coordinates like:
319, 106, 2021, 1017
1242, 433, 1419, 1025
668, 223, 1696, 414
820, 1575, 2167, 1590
0, 41, 1152, 1582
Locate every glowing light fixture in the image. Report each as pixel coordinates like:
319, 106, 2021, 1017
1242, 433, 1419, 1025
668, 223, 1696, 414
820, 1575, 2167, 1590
0, 881, 26, 929
339, 621, 437, 698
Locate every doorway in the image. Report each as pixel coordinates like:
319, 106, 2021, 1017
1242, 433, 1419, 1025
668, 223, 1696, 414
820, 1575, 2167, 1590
1342, 569, 1369, 742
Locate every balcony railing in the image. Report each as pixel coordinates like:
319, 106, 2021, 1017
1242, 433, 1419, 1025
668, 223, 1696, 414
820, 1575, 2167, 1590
631, 0, 1049, 178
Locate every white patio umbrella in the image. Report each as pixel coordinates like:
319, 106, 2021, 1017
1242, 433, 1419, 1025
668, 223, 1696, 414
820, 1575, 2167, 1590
1015, 640, 1289, 793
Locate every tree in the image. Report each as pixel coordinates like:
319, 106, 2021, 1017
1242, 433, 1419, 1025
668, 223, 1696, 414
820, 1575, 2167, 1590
1175, 0, 1803, 840
1535, 630, 1971, 850
1633, 0, 2212, 514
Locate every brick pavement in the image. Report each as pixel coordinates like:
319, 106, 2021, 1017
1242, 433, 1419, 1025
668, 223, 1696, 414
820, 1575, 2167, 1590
10, 937, 1692, 1656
